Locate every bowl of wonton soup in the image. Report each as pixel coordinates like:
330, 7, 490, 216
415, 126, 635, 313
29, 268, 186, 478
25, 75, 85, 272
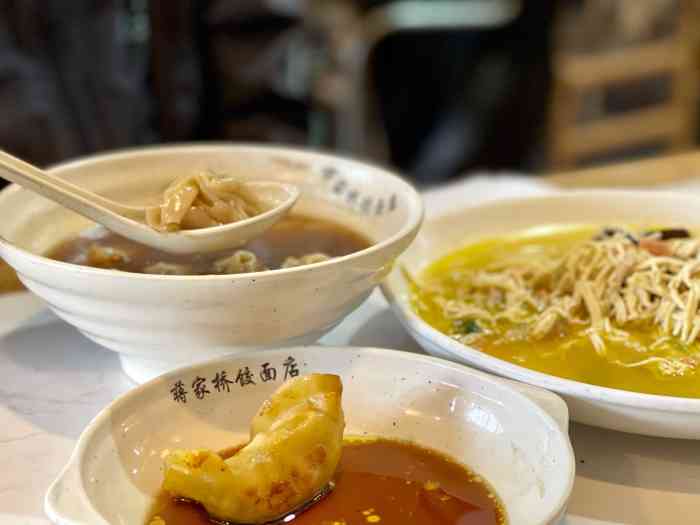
45, 346, 575, 525
383, 191, 700, 439
0, 144, 423, 383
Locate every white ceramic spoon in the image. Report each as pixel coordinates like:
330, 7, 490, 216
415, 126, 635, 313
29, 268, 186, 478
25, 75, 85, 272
0, 150, 300, 254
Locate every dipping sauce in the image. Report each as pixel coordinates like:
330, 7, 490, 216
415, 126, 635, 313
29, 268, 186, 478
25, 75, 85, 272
148, 438, 506, 525
47, 215, 370, 275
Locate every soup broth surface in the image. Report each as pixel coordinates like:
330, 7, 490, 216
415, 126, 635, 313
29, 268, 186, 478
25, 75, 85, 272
47, 215, 370, 275
411, 225, 700, 398
148, 438, 505, 525
0, 260, 23, 294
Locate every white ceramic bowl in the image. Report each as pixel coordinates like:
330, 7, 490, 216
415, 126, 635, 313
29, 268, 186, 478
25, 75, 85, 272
45, 346, 575, 525
383, 191, 700, 439
0, 144, 423, 383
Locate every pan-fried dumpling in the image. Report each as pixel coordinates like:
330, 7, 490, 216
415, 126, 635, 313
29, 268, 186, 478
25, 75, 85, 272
161, 374, 345, 524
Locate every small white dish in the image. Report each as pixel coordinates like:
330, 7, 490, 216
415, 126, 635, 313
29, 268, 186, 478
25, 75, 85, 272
383, 190, 700, 439
45, 346, 575, 525
0, 144, 423, 383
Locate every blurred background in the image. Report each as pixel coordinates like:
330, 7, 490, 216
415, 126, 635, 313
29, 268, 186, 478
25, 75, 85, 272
0, 0, 698, 188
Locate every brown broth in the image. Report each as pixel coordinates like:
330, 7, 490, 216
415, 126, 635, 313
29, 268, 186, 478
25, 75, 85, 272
0, 259, 23, 294
147, 438, 506, 525
47, 215, 371, 275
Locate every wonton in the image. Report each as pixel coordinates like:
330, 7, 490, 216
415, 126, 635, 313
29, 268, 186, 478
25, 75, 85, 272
146, 172, 264, 233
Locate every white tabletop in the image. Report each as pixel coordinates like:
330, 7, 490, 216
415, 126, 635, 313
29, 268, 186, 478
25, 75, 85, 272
2, 175, 700, 525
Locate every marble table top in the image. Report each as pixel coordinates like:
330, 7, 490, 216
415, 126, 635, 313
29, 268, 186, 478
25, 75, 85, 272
1, 290, 699, 525
2, 174, 700, 525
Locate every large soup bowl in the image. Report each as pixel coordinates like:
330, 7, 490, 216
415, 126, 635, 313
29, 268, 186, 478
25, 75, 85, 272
45, 346, 575, 525
383, 190, 700, 439
0, 144, 423, 383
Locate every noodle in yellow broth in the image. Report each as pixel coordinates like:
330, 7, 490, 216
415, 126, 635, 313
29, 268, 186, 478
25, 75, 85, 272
409, 225, 700, 398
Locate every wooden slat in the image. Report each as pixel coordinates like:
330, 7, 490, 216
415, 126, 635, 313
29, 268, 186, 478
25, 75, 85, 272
557, 40, 689, 88
546, 150, 700, 188
547, 83, 582, 171
557, 106, 686, 158
671, 0, 700, 148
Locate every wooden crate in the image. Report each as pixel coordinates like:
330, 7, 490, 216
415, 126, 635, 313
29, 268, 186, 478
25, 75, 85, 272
548, 0, 698, 171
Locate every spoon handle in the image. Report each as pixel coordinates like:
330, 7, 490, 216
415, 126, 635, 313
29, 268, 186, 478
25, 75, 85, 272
0, 150, 145, 221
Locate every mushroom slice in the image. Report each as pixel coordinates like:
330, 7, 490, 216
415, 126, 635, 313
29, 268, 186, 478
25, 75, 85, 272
161, 374, 345, 524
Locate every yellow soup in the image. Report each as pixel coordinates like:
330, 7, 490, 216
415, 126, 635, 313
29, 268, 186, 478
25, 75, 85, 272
410, 225, 700, 398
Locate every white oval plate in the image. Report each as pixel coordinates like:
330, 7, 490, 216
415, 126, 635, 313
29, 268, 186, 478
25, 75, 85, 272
45, 346, 574, 525
382, 191, 700, 439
